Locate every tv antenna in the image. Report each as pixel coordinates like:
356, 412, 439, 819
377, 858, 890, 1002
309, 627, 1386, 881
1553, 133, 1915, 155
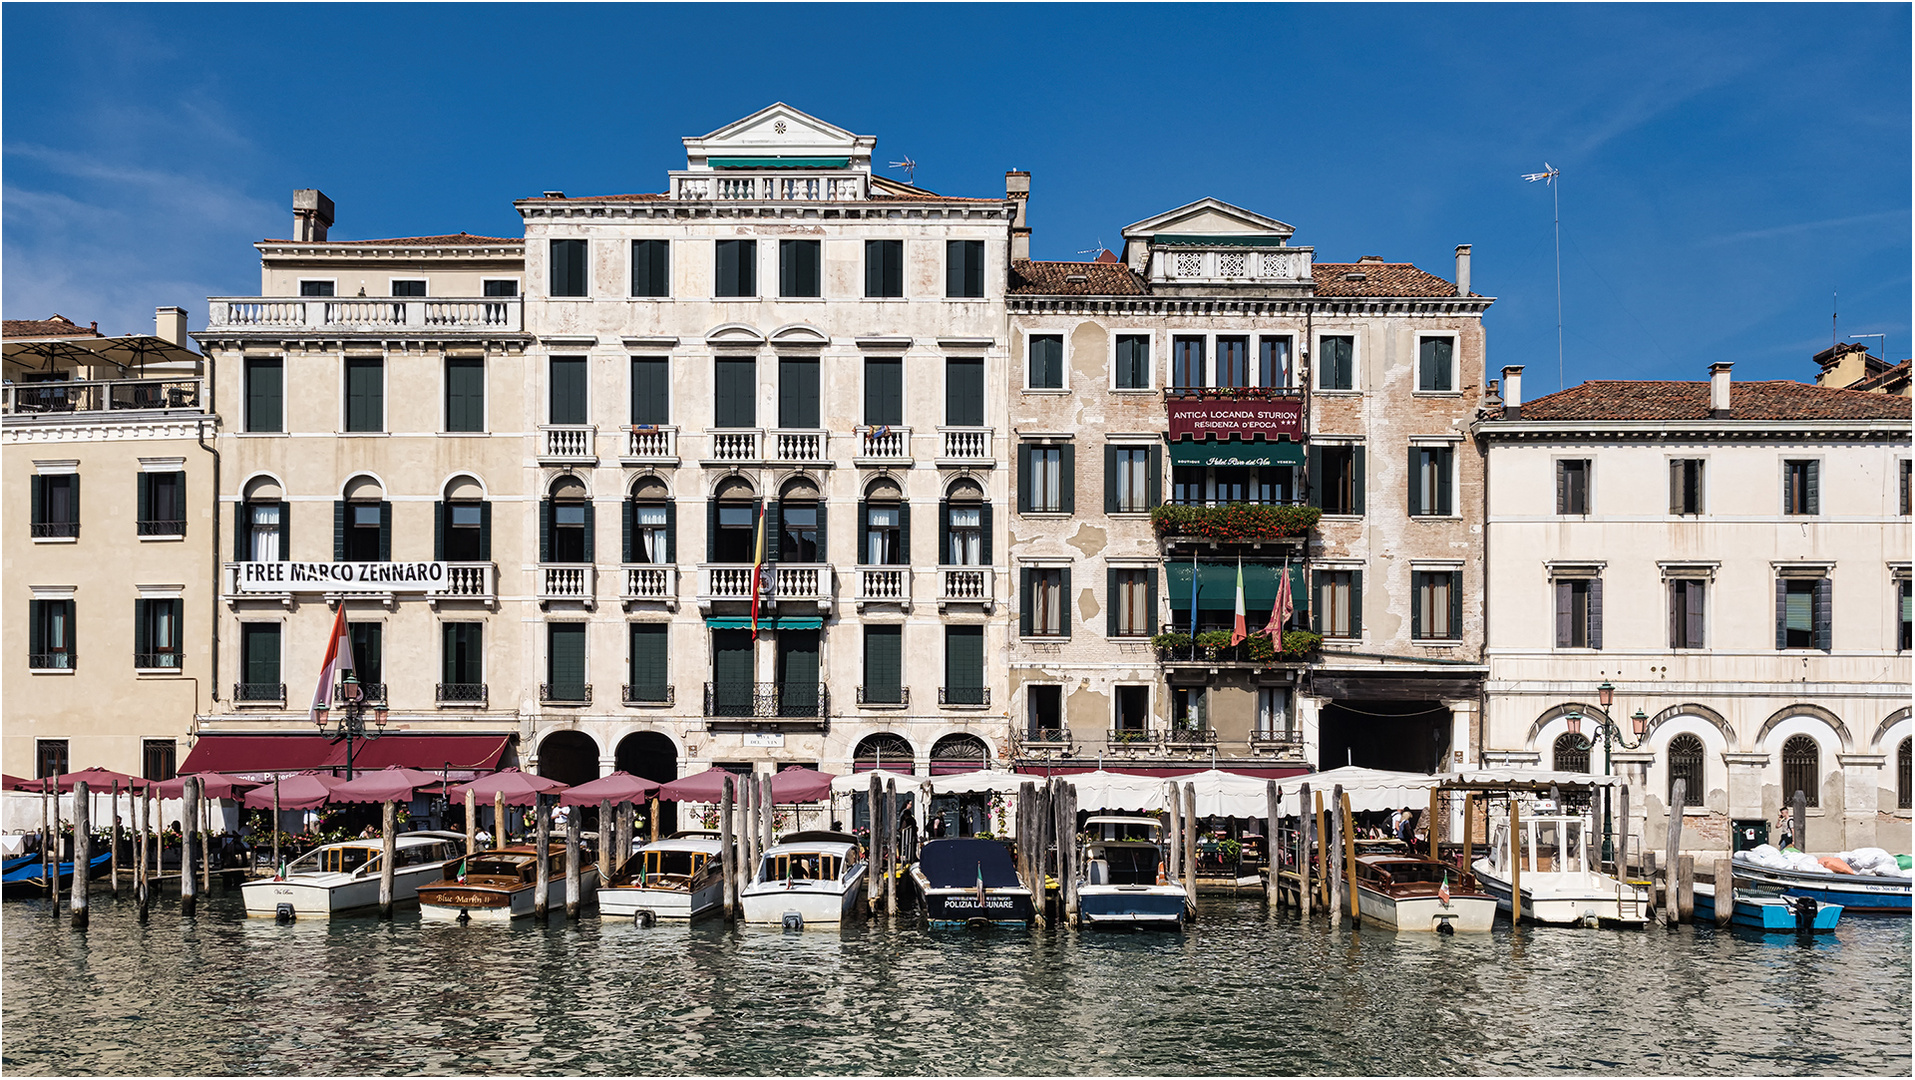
888, 156, 918, 184
1523, 162, 1564, 392
1076, 238, 1109, 258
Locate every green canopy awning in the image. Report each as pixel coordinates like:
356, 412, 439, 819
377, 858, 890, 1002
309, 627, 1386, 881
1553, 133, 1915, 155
708, 157, 850, 169
1167, 561, 1308, 613
704, 616, 824, 630
1168, 439, 1306, 468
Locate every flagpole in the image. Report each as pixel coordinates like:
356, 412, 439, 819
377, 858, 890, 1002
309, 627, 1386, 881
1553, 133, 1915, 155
1188, 546, 1198, 660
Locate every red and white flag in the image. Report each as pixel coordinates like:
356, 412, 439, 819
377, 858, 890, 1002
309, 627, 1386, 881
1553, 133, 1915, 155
1262, 558, 1295, 640
1228, 557, 1248, 647
308, 602, 354, 723
1438, 871, 1452, 906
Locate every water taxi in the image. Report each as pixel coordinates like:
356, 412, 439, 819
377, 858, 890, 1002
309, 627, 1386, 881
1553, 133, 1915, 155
1075, 816, 1191, 929
1471, 804, 1648, 927
738, 831, 867, 928
416, 844, 598, 923
1347, 853, 1497, 933
598, 832, 724, 922
240, 831, 464, 919
909, 837, 1034, 928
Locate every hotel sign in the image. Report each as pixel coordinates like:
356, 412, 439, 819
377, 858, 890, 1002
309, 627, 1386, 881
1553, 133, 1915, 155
1167, 398, 1304, 441
235, 561, 452, 593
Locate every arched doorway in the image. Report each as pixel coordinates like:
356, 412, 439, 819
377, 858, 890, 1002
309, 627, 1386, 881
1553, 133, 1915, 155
854, 732, 915, 773
617, 731, 680, 834
536, 731, 600, 787
930, 733, 989, 775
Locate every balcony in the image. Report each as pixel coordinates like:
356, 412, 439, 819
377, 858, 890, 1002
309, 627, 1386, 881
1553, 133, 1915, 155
4, 378, 203, 417
1166, 726, 1219, 750
854, 425, 911, 465
854, 566, 910, 611
1105, 729, 1159, 753
696, 563, 833, 612
1151, 504, 1319, 544
1016, 728, 1072, 756
1155, 631, 1320, 673
134, 652, 182, 671
672, 173, 865, 202
539, 424, 597, 465
539, 565, 596, 608
855, 686, 910, 708
204, 297, 522, 333
936, 426, 994, 466
622, 425, 679, 465
333, 681, 388, 705
939, 686, 990, 708
540, 683, 593, 706
28, 653, 75, 671
31, 521, 79, 540
769, 429, 828, 465
436, 682, 488, 708
1249, 732, 1306, 758
137, 518, 186, 538
233, 682, 286, 706
430, 562, 497, 607
704, 428, 762, 465
937, 566, 994, 610
703, 682, 829, 726
622, 683, 676, 707
620, 564, 679, 610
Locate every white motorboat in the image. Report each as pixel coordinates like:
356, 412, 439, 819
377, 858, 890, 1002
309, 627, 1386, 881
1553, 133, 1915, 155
1075, 816, 1190, 929
241, 831, 465, 919
1471, 804, 1648, 927
738, 831, 868, 928
598, 832, 725, 921
1348, 853, 1498, 933
416, 844, 600, 923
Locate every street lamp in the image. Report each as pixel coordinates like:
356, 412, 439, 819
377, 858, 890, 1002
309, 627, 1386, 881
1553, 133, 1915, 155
1565, 679, 1648, 865
314, 671, 387, 780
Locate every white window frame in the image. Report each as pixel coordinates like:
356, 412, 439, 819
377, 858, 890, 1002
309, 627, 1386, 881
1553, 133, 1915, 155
480, 277, 521, 298
1169, 332, 1209, 390
1022, 559, 1070, 637
1554, 455, 1595, 516
1109, 328, 1155, 392
1024, 330, 1069, 393
1668, 455, 1708, 516
1409, 436, 1463, 519
297, 278, 337, 298
387, 277, 429, 298
1106, 558, 1156, 636
1314, 330, 1361, 393
1413, 334, 1460, 395
1313, 560, 1363, 640
1256, 333, 1298, 390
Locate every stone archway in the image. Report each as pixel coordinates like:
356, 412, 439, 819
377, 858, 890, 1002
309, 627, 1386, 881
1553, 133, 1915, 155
535, 730, 601, 787
616, 731, 680, 834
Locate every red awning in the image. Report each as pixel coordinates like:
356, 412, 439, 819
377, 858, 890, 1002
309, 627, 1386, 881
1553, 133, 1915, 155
1015, 764, 1310, 780
179, 734, 511, 778
326, 735, 510, 773
179, 736, 335, 775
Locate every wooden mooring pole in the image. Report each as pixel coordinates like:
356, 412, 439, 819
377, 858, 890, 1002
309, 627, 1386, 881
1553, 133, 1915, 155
1183, 783, 1198, 902
180, 777, 199, 917
378, 799, 396, 920
1341, 788, 1359, 924
1665, 778, 1686, 925
867, 773, 883, 913
1299, 782, 1314, 918
564, 809, 582, 921
740, 778, 756, 897
1264, 781, 1281, 910
648, 795, 659, 843
464, 788, 477, 858
884, 778, 900, 922
72, 781, 90, 929
494, 791, 507, 850
1713, 855, 1735, 926
617, 800, 634, 866
109, 780, 120, 899
1791, 789, 1807, 853
534, 798, 551, 920
136, 786, 151, 921
1508, 795, 1522, 924
597, 798, 614, 885
41, 783, 56, 912
719, 776, 736, 920
273, 778, 284, 876
1427, 786, 1440, 863
1677, 853, 1695, 925
1313, 788, 1328, 910
1327, 784, 1344, 927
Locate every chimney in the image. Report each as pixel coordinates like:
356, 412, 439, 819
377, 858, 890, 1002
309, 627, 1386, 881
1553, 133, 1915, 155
1501, 365, 1524, 419
1455, 244, 1472, 297
1710, 362, 1733, 418
1006, 171, 1031, 262
155, 306, 189, 346
293, 189, 334, 242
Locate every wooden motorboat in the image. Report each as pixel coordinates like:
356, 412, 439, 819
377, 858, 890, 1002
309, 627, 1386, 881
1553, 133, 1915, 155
1074, 816, 1190, 930
417, 844, 598, 923
1471, 805, 1649, 927
241, 832, 464, 919
1347, 853, 1497, 933
2, 851, 111, 897
738, 831, 867, 927
909, 837, 1034, 928
598, 832, 724, 922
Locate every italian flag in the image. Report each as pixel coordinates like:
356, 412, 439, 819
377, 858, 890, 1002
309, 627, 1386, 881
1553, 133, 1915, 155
274, 857, 288, 881
976, 862, 986, 906
1438, 872, 1451, 906
749, 502, 768, 640
456, 857, 468, 883
1228, 557, 1248, 646
307, 602, 354, 724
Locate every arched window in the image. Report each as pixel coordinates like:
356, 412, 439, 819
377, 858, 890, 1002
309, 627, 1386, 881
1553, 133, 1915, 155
1553, 732, 1591, 774
861, 477, 907, 566
779, 477, 821, 563
941, 478, 989, 567
930, 733, 989, 775
626, 477, 673, 565
853, 733, 915, 773
710, 477, 757, 563
339, 476, 387, 561
439, 475, 490, 561
1781, 735, 1820, 808
1898, 738, 1911, 811
1666, 734, 1704, 807
241, 477, 286, 562
542, 477, 592, 563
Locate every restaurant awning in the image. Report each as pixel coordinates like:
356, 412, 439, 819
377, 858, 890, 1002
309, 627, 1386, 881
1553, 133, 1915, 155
1166, 561, 1308, 613
1168, 438, 1306, 468
178, 734, 511, 777
704, 616, 823, 630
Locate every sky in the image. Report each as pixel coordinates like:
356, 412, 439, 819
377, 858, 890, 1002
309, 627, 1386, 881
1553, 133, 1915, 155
4, 3, 1908, 392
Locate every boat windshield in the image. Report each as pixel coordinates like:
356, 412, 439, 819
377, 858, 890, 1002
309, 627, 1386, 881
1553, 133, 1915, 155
643, 850, 706, 877
1092, 821, 1161, 842
761, 853, 842, 883
463, 858, 531, 880
296, 846, 377, 875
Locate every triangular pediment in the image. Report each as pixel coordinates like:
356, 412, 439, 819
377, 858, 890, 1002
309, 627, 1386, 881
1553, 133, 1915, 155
684, 103, 874, 168
1121, 197, 1294, 240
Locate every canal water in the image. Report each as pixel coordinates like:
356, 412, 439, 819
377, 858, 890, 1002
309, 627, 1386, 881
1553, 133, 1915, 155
3, 892, 1909, 1076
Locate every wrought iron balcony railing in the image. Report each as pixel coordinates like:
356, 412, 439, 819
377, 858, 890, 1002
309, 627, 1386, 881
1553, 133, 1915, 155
938, 686, 990, 707
134, 652, 182, 670
233, 682, 286, 704
137, 519, 186, 537
856, 685, 909, 707
622, 683, 675, 706
30, 521, 79, 539
540, 683, 593, 706
333, 681, 388, 704
436, 682, 488, 707
29, 652, 75, 670
703, 682, 828, 720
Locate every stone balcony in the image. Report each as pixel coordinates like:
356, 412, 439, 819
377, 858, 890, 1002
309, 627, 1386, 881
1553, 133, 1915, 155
204, 297, 521, 333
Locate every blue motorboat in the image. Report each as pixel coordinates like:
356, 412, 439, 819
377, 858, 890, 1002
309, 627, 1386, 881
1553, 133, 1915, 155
1694, 881, 1843, 933
1729, 854, 1909, 916
2, 851, 112, 896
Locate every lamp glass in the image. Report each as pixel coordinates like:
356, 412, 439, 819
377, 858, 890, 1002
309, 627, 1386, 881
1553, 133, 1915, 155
1631, 709, 1648, 736
1597, 680, 1615, 708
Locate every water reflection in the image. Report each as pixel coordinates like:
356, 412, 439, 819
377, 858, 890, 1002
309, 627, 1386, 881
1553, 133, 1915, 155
2, 892, 1908, 1076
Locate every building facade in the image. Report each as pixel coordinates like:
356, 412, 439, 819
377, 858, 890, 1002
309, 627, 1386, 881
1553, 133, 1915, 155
1477, 363, 1913, 854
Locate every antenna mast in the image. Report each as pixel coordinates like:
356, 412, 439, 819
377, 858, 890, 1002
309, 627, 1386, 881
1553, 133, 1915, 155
1523, 163, 1564, 391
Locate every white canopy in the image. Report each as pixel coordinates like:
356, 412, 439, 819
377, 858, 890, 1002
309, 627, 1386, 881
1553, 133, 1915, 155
1270, 767, 1443, 816
925, 770, 1027, 795
827, 769, 923, 795
1065, 770, 1176, 813
1170, 769, 1277, 818
1448, 768, 1621, 790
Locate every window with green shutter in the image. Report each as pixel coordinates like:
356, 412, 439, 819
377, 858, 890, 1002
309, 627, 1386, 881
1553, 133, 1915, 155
627, 623, 669, 702
1318, 335, 1354, 391
445, 358, 485, 432
28, 599, 75, 670
864, 357, 902, 426
137, 472, 185, 536
1410, 446, 1454, 517
945, 357, 984, 426
865, 239, 903, 298
1028, 334, 1063, 389
863, 625, 902, 704
134, 597, 182, 669
944, 625, 984, 703
349, 622, 383, 688
715, 239, 756, 297
631, 239, 669, 297
442, 622, 483, 689
245, 357, 283, 433
714, 358, 756, 428
546, 622, 587, 700
344, 357, 384, 432
1418, 337, 1454, 392
779, 240, 821, 298
1115, 334, 1150, 389
779, 356, 820, 429
630, 357, 669, 425
946, 240, 985, 298
240, 622, 280, 693
550, 239, 588, 297
549, 356, 588, 425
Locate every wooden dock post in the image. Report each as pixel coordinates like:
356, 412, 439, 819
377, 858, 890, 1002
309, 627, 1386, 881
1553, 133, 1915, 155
1790, 789, 1807, 852
617, 800, 634, 865
272, 778, 284, 876
1299, 783, 1314, 917
564, 810, 582, 921
534, 798, 551, 920
739, 777, 755, 892
1713, 855, 1735, 926
1326, 785, 1344, 927
598, 798, 614, 884
1183, 783, 1198, 901
1665, 778, 1686, 924
463, 788, 476, 858
180, 777, 199, 917
109, 780, 120, 898
1461, 793, 1474, 872
865, 773, 882, 912
136, 786, 151, 921
1508, 796, 1522, 924
1313, 788, 1328, 909
1164, 781, 1180, 888
884, 778, 900, 922
379, 799, 397, 920
1341, 789, 1359, 924
719, 776, 736, 921
41, 783, 56, 911
1427, 786, 1440, 862
648, 795, 659, 843
1677, 853, 1695, 925
494, 791, 507, 850
1264, 781, 1281, 910
72, 781, 90, 929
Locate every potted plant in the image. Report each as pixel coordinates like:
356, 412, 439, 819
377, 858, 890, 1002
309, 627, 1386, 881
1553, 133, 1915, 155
1151, 630, 1192, 658
1194, 630, 1232, 659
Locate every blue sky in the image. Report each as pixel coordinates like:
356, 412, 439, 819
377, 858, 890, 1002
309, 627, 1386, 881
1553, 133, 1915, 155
4, 3, 1908, 390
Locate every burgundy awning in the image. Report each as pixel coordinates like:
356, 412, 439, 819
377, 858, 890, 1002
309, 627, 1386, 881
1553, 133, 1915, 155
1015, 764, 1310, 780
240, 774, 342, 811
178, 736, 335, 775
154, 772, 261, 800
445, 767, 568, 807
326, 771, 422, 805
179, 734, 511, 779
657, 768, 735, 803
15, 766, 153, 794
328, 736, 510, 773
768, 766, 835, 803
557, 772, 661, 808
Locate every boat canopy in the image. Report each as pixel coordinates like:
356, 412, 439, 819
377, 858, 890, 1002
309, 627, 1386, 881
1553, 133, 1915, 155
918, 838, 1021, 889
925, 770, 1025, 795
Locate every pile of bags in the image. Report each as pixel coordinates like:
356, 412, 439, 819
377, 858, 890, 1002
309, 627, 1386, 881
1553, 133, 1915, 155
1733, 843, 1912, 878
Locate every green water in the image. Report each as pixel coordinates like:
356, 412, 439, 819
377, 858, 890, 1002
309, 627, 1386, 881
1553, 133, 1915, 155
2, 891, 1908, 1075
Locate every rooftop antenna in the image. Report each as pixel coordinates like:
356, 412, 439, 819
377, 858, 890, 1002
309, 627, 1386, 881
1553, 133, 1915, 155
887, 156, 918, 184
1076, 238, 1109, 258
1848, 332, 1887, 361
1523, 162, 1564, 392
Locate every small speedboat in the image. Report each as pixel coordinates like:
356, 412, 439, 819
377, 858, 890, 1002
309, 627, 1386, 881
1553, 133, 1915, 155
1347, 853, 1498, 933
2, 851, 112, 897
1471, 804, 1649, 927
417, 844, 599, 923
738, 831, 867, 928
909, 837, 1034, 928
1694, 881, 1843, 933
598, 832, 724, 922
241, 832, 465, 919
1075, 816, 1190, 929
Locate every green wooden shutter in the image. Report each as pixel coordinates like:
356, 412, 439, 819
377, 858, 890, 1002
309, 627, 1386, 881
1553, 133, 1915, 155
1448, 571, 1463, 641
233, 500, 248, 562
134, 599, 150, 661
979, 502, 993, 564
663, 501, 676, 563
630, 624, 668, 699
1813, 577, 1832, 651
1019, 569, 1034, 637
29, 600, 45, 659
1060, 566, 1073, 638
548, 623, 586, 694
865, 357, 902, 426
1806, 461, 1820, 515
244, 623, 280, 685
1145, 567, 1159, 635
1146, 446, 1163, 510
937, 499, 951, 565
707, 500, 719, 562
1437, 448, 1454, 516
30, 475, 44, 527
763, 500, 780, 565
1016, 445, 1033, 514
946, 241, 964, 297
1412, 573, 1424, 640
540, 499, 553, 563
1408, 448, 1423, 516
865, 241, 883, 298
1775, 579, 1789, 649
549, 357, 587, 425
814, 501, 827, 563
622, 499, 634, 563
864, 626, 901, 702
947, 357, 983, 426
631, 357, 669, 425
477, 502, 490, 561
136, 472, 151, 528
779, 357, 820, 428
1352, 446, 1367, 515
1103, 446, 1119, 514
334, 501, 346, 560
1059, 444, 1076, 514
898, 501, 911, 565
945, 625, 983, 691
582, 501, 596, 562
1348, 570, 1362, 637
1307, 449, 1323, 509
715, 239, 736, 296
377, 501, 391, 561
1106, 567, 1120, 637
247, 358, 283, 433
442, 623, 459, 685
434, 502, 446, 560
715, 358, 755, 427
446, 357, 484, 432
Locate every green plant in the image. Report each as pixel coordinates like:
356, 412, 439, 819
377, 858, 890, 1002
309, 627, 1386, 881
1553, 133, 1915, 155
1243, 633, 1277, 662
1219, 838, 1242, 862
1280, 630, 1323, 656
1150, 503, 1321, 541
1151, 631, 1192, 652
1194, 630, 1232, 651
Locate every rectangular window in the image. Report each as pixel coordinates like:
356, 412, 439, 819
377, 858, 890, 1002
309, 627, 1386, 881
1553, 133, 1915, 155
36, 740, 68, 780
1106, 446, 1158, 513
714, 357, 757, 428
1777, 577, 1830, 650
712, 503, 756, 562
137, 471, 186, 536
549, 501, 589, 563
1110, 568, 1154, 637
443, 501, 487, 561
1554, 578, 1602, 649
349, 621, 383, 689
1022, 445, 1068, 513
864, 357, 902, 426
344, 502, 386, 561
141, 739, 177, 782
1317, 570, 1361, 639
1557, 459, 1591, 515
1028, 334, 1063, 389
1900, 579, 1912, 652
1172, 465, 1204, 505
239, 622, 281, 697
779, 239, 821, 298
245, 357, 283, 433
30, 474, 79, 539
546, 623, 587, 700
863, 503, 903, 565
1114, 685, 1150, 732
1025, 567, 1067, 636
1670, 459, 1705, 515
246, 501, 284, 561
630, 503, 670, 564
1413, 571, 1462, 641
1417, 338, 1455, 392
778, 356, 820, 429
715, 239, 757, 297
1172, 336, 1206, 391
28, 599, 75, 669
1171, 687, 1207, 732
945, 502, 984, 565
628, 623, 669, 702
630, 239, 669, 297
1901, 460, 1911, 516
630, 357, 669, 425
134, 598, 182, 669
1028, 684, 1062, 736
549, 356, 588, 425
865, 239, 903, 298
1114, 334, 1151, 389
1409, 447, 1455, 517
945, 357, 984, 426
1318, 335, 1355, 390
779, 502, 819, 562
1309, 445, 1365, 516
550, 239, 588, 297
390, 279, 427, 298
1215, 336, 1249, 388
482, 279, 519, 297
344, 356, 384, 432
1257, 687, 1291, 737
946, 240, 984, 298
1783, 460, 1819, 515
299, 280, 335, 297
944, 625, 985, 703
442, 622, 484, 690
1670, 579, 1706, 649
863, 625, 902, 704
1258, 336, 1293, 388
445, 357, 485, 432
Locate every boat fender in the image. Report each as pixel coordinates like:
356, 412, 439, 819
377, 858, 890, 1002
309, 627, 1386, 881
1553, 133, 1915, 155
782, 911, 804, 932
634, 909, 657, 929
1156, 863, 1167, 886
274, 903, 295, 924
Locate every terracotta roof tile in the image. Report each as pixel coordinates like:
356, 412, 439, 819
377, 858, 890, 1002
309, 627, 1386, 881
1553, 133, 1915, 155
1312, 261, 1468, 297
3, 315, 102, 339
1515, 379, 1911, 421
1008, 259, 1146, 296
258, 233, 522, 246
1847, 360, 1910, 394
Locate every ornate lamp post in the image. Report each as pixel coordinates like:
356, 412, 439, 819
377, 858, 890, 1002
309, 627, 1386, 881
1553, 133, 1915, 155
315, 671, 387, 780
1565, 679, 1648, 864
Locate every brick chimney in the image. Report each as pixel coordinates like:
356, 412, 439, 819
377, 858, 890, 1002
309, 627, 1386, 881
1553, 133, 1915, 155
1006, 171, 1030, 262
1710, 362, 1732, 418
1501, 365, 1524, 419
293, 189, 334, 242
154, 306, 189, 346
1455, 244, 1472, 296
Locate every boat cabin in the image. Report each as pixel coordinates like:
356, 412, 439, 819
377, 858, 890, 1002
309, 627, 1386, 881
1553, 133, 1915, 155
634, 847, 712, 880
1484, 808, 1596, 878
1353, 854, 1476, 893
759, 852, 846, 884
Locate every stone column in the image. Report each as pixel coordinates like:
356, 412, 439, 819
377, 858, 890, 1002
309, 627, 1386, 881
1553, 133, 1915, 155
1837, 754, 1884, 851
1444, 698, 1478, 772
1612, 751, 1655, 862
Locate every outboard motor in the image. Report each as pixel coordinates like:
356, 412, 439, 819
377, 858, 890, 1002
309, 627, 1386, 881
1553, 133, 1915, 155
1435, 919, 1455, 936
274, 903, 295, 924
782, 911, 804, 932
634, 909, 657, 928
1794, 896, 1818, 932
456, 908, 470, 924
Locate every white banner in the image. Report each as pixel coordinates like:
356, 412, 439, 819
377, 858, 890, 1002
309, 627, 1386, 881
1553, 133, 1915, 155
235, 561, 452, 593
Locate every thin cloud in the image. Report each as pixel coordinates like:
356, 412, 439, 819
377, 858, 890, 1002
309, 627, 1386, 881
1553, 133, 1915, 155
1697, 209, 1911, 246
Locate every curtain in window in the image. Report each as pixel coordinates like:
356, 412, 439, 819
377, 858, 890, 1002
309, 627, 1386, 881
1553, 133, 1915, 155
1032, 450, 1060, 511
865, 505, 898, 564
634, 505, 668, 563
948, 507, 981, 565
250, 503, 281, 562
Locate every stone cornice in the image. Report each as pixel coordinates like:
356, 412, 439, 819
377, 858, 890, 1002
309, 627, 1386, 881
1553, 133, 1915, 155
3, 414, 218, 443
255, 242, 522, 260
1007, 296, 1492, 317
195, 334, 531, 352
1474, 417, 1910, 442
518, 200, 1017, 222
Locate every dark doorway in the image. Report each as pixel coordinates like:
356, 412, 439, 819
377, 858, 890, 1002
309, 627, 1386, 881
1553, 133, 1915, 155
617, 731, 680, 835
536, 731, 601, 787
1318, 699, 1450, 773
